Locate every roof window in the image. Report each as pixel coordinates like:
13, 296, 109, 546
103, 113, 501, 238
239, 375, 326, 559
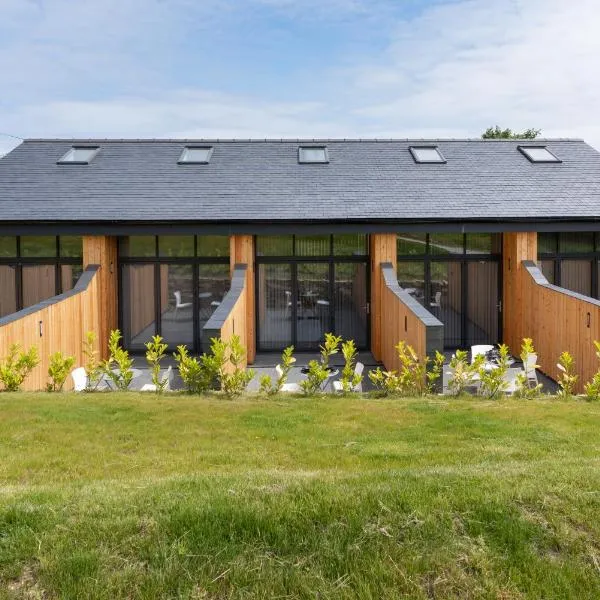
409, 146, 446, 164
57, 146, 99, 164
178, 146, 213, 164
518, 146, 561, 163
298, 146, 329, 164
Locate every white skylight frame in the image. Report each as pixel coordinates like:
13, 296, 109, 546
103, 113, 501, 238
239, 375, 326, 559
518, 145, 562, 163
298, 145, 329, 164
409, 145, 446, 164
57, 146, 100, 165
178, 146, 214, 164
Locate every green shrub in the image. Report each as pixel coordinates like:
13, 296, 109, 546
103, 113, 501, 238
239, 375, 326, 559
174, 345, 212, 394
216, 335, 255, 398
478, 343, 510, 399
0, 344, 39, 391
300, 333, 341, 395
82, 331, 103, 392
337, 339, 362, 394
368, 367, 400, 396
557, 351, 577, 399
46, 351, 76, 392
514, 338, 543, 399
145, 335, 169, 394
584, 341, 600, 401
447, 350, 482, 396
102, 330, 134, 391
259, 346, 295, 395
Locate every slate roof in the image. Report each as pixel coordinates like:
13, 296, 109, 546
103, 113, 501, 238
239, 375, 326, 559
0, 138, 599, 224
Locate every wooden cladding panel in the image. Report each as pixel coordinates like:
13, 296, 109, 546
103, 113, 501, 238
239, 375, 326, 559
0, 270, 101, 391
83, 236, 118, 358
230, 235, 255, 363
370, 233, 398, 360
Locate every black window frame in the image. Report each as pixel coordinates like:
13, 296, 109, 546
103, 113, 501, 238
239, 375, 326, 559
298, 145, 329, 164
177, 146, 214, 165
57, 146, 100, 165
518, 145, 562, 163
409, 145, 447, 164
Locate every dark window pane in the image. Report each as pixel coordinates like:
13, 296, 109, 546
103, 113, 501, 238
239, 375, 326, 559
199, 264, 231, 351
334, 263, 367, 347
429, 234, 464, 255
0, 266, 16, 317
0, 237, 17, 257
333, 234, 367, 256
256, 236, 293, 257
431, 262, 462, 347
560, 232, 594, 254
397, 261, 425, 306
21, 236, 57, 258
119, 236, 156, 257
122, 264, 156, 349
59, 236, 83, 258
22, 265, 56, 307
560, 260, 592, 296
466, 262, 499, 346
61, 264, 83, 292
257, 263, 292, 350
161, 264, 194, 347
296, 263, 329, 350
158, 236, 194, 257
538, 233, 557, 255
197, 236, 230, 257
397, 233, 426, 255
539, 260, 555, 284
295, 235, 330, 256
466, 234, 494, 255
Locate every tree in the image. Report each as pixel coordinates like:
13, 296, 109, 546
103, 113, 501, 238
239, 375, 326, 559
482, 125, 541, 139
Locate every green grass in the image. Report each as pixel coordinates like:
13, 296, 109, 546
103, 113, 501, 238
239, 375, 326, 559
1, 394, 600, 599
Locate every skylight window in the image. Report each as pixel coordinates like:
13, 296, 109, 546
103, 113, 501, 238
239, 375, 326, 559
298, 146, 329, 164
409, 146, 446, 164
518, 146, 561, 163
57, 146, 99, 164
178, 146, 213, 164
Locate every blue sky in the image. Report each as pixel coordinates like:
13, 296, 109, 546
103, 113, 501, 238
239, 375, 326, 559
1, 0, 600, 155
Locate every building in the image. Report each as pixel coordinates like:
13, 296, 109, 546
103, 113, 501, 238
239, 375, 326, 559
1, 138, 600, 390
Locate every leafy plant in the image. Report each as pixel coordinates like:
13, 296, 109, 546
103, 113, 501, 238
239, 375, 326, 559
145, 335, 169, 394
83, 331, 103, 392
584, 341, 600, 401
514, 338, 543, 399
300, 333, 341, 395
368, 367, 400, 396
219, 335, 255, 397
447, 350, 482, 396
557, 351, 578, 399
338, 339, 362, 394
0, 344, 39, 391
259, 346, 295, 395
478, 344, 510, 399
427, 351, 446, 394
102, 330, 134, 391
174, 345, 212, 394
46, 351, 75, 392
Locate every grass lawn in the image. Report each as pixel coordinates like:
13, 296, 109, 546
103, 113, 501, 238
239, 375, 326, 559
1, 394, 600, 599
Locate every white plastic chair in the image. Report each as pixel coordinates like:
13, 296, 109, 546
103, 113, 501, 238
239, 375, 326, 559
71, 367, 87, 392
524, 353, 538, 386
333, 362, 365, 393
275, 364, 301, 393
140, 366, 173, 392
470, 344, 494, 364
430, 291, 442, 308
174, 291, 192, 319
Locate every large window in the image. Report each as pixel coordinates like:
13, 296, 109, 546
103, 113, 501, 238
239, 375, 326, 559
0, 236, 83, 318
537, 232, 600, 298
119, 236, 230, 351
397, 233, 501, 348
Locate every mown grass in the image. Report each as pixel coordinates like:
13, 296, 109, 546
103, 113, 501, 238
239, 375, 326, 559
1, 394, 600, 599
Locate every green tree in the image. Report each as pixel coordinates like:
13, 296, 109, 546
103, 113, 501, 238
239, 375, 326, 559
482, 126, 541, 139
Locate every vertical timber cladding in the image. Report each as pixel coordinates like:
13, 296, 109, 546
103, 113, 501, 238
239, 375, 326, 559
229, 235, 255, 363
370, 233, 398, 361
502, 232, 537, 353
82, 236, 118, 359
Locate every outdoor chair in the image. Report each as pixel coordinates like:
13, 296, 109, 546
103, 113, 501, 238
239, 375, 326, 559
174, 291, 192, 319
275, 364, 302, 393
333, 362, 364, 393
524, 353, 538, 387
503, 368, 522, 395
71, 367, 88, 392
470, 344, 494, 364
430, 291, 442, 309
140, 366, 173, 392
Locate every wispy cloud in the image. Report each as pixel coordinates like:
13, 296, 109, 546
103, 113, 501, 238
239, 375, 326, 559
1, 0, 600, 156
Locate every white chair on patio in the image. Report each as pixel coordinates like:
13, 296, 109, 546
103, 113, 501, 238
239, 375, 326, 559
333, 362, 364, 393
174, 291, 192, 319
140, 366, 173, 392
471, 344, 494, 364
524, 353, 538, 387
430, 291, 442, 309
275, 364, 301, 393
71, 367, 88, 392
503, 368, 522, 395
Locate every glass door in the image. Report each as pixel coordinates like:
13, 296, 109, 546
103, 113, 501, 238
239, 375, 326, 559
257, 263, 293, 351
296, 263, 330, 351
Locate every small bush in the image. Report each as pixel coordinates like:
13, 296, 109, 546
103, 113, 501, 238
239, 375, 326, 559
102, 330, 134, 391
514, 338, 543, 399
174, 345, 213, 394
447, 350, 482, 396
300, 333, 341, 395
46, 351, 75, 392
337, 339, 362, 394
218, 335, 255, 398
145, 335, 169, 394
259, 346, 295, 395
557, 351, 577, 399
0, 344, 39, 392
82, 331, 103, 392
584, 341, 600, 401
478, 343, 510, 399
368, 367, 400, 396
